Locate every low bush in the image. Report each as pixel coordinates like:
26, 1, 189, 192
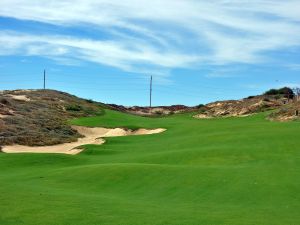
264, 87, 294, 98
66, 104, 82, 111
85, 99, 94, 103
0, 98, 10, 105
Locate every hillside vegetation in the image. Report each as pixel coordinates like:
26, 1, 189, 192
0, 89, 103, 146
0, 109, 299, 224
195, 87, 300, 120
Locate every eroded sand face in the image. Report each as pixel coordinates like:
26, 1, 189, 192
6, 94, 31, 101
0, 110, 14, 118
2, 126, 166, 155
0, 114, 8, 118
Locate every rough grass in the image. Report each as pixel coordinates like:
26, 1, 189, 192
0, 109, 299, 225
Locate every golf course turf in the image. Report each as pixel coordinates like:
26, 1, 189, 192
0, 109, 299, 225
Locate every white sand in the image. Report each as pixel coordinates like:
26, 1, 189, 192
2, 126, 166, 155
193, 114, 213, 119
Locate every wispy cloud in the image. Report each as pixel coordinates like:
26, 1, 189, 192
0, 0, 300, 75
205, 67, 244, 78
0, 31, 199, 75
243, 82, 300, 93
286, 63, 300, 71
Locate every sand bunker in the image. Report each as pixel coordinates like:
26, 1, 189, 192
193, 114, 213, 119
2, 126, 166, 155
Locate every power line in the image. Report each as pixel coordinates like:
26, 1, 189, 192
1, 73, 246, 92
0, 72, 260, 104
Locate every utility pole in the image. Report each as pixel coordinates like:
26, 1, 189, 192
149, 75, 152, 113
43, 69, 46, 90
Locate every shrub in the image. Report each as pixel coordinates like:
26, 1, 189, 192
264, 89, 278, 95
264, 87, 294, 98
197, 104, 205, 108
66, 104, 82, 111
198, 108, 206, 113
274, 94, 282, 100
0, 98, 10, 105
85, 99, 94, 103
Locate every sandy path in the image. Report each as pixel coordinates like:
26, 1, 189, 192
2, 126, 166, 155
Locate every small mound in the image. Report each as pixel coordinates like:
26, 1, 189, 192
2, 126, 166, 155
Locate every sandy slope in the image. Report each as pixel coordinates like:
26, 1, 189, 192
6, 94, 31, 101
0, 114, 8, 118
2, 126, 166, 155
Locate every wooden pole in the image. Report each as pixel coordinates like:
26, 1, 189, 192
150, 75, 152, 112
43, 69, 46, 90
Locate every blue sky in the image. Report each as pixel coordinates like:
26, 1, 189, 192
0, 0, 300, 106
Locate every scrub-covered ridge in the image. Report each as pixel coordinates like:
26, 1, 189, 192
0, 89, 104, 146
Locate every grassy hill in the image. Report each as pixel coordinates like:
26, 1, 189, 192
0, 109, 299, 225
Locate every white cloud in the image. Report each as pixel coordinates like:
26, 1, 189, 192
0, 31, 199, 74
0, 0, 300, 74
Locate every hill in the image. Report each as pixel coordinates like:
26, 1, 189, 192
0, 89, 104, 146
195, 95, 284, 118
110, 87, 300, 120
108, 104, 197, 115
1, 88, 300, 149
195, 87, 300, 120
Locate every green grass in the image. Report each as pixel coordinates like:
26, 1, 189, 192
0, 109, 299, 225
